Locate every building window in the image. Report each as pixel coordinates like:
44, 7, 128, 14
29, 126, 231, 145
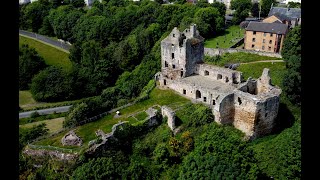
181, 71, 183, 77
217, 74, 222, 80
251, 44, 255, 48
252, 38, 256, 42
268, 46, 271, 51
262, 46, 265, 50
173, 34, 175, 37
165, 61, 168, 67
238, 97, 242, 105
263, 39, 265, 43
164, 79, 166, 85
253, 31, 256, 35
225, 77, 229, 83
212, 100, 216, 105
196, 90, 201, 99
183, 89, 186, 94
270, 33, 273, 37
203, 97, 207, 102
269, 40, 272, 44
204, 70, 209, 76
171, 44, 174, 48
263, 32, 266, 37
172, 64, 175, 69
172, 53, 174, 59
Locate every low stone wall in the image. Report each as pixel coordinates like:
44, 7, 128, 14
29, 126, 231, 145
161, 106, 176, 131
23, 147, 79, 161
204, 48, 282, 58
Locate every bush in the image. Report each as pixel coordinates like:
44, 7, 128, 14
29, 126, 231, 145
30, 111, 40, 118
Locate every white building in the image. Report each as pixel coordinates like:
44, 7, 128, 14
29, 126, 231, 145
19, 0, 30, 5
284, 0, 301, 4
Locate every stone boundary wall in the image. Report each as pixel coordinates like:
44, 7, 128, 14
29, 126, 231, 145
161, 106, 176, 131
204, 48, 282, 58
23, 147, 79, 161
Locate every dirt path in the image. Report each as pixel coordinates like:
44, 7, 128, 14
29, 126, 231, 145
240, 60, 284, 64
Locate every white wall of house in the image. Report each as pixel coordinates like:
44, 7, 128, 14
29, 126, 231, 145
285, 0, 301, 4
19, 0, 30, 5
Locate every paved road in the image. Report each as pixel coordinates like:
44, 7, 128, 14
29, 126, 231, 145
19, 105, 72, 119
19, 30, 71, 52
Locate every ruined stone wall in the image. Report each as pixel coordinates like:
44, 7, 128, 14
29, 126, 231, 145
252, 96, 280, 138
161, 106, 176, 131
197, 64, 242, 85
167, 80, 225, 108
204, 47, 282, 58
184, 39, 204, 76
233, 91, 258, 137
214, 93, 235, 124
238, 78, 257, 95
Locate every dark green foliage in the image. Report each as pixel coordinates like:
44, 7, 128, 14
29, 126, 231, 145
72, 152, 128, 179
176, 104, 214, 127
250, 122, 301, 179
178, 123, 261, 179
71, 0, 85, 8
48, 5, 84, 42
260, 0, 277, 17
30, 111, 40, 118
38, 16, 55, 37
30, 66, 71, 102
281, 26, 301, 105
230, 0, 252, 24
19, 44, 47, 90
288, 2, 301, 8
19, 123, 49, 151
251, 2, 260, 17
193, 7, 223, 38
23, 1, 52, 32
281, 26, 301, 60
63, 96, 106, 127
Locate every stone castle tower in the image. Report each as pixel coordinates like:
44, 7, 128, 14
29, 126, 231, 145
158, 24, 282, 140
160, 25, 204, 86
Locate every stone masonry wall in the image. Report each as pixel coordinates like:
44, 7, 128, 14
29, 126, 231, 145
161, 106, 176, 131
204, 47, 282, 58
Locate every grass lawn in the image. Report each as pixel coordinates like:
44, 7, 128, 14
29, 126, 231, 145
134, 111, 149, 121
204, 25, 245, 48
34, 88, 190, 148
204, 52, 282, 67
237, 61, 286, 87
35, 88, 190, 148
20, 117, 65, 134
19, 35, 72, 71
19, 90, 80, 111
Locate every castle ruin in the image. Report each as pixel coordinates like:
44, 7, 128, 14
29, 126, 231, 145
157, 24, 282, 139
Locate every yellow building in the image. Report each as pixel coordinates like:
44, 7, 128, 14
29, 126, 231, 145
244, 22, 288, 53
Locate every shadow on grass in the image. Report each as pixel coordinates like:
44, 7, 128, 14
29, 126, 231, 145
272, 103, 295, 134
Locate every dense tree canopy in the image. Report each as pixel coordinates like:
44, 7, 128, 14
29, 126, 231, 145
260, 0, 277, 17
281, 26, 301, 105
230, 0, 252, 24
19, 44, 47, 90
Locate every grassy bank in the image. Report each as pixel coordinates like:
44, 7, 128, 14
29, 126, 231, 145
204, 25, 245, 48
19, 35, 72, 71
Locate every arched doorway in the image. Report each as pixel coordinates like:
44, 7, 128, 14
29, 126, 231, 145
196, 90, 201, 99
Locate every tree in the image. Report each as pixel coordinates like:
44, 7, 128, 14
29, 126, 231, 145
24, 1, 51, 32
281, 25, 301, 105
71, 0, 85, 8
251, 2, 260, 17
260, 0, 277, 17
30, 66, 71, 102
288, 2, 301, 8
230, 0, 252, 24
193, 7, 222, 38
19, 44, 47, 90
